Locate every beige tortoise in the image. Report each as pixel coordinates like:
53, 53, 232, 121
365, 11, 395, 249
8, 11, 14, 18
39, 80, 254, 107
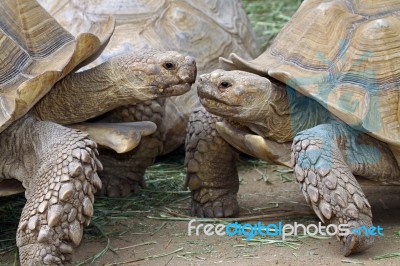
38, 0, 259, 197
190, 0, 400, 256
0, 0, 196, 264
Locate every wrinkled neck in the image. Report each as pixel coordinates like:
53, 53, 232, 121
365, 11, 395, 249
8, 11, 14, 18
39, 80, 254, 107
34, 61, 142, 124
68, 62, 117, 92
241, 82, 330, 143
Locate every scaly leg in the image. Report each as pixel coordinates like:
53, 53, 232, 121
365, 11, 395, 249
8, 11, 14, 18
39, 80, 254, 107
185, 107, 239, 217
292, 121, 400, 256
97, 136, 161, 196
94, 100, 165, 196
95, 98, 188, 197
0, 115, 102, 265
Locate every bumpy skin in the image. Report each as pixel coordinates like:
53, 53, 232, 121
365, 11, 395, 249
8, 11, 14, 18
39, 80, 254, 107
35, 50, 196, 125
34, 50, 195, 198
186, 70, 300, 217
292, 121, 400, 255
96, 93, 194, 196
0, 114, 102, 265
185, 106, 239, 217
0, 49, 195, 266
95, 100, 165, 196
195, 69, 400, 255
54, 50, 196, 197
1, 2, 198, 264
94, 84, 197, 196
37, 0, 259, 198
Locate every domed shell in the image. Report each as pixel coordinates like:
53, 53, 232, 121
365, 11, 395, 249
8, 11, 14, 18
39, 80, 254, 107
38, 0, 259, 73
0, 0, 114, 133
222, 0, 400, 147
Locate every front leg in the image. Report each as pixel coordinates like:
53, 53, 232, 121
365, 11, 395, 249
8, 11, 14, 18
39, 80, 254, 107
94, 100, 165, 197
185, 107, 239, 218
0, 116, 102, 265
292, 121, 400, 256
97, 136, 161, 197
95, 98, 188, 197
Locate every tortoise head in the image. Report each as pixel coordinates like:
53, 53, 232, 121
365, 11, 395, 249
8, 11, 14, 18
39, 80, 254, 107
198, 69, 280, 122
109, 49, 197, 100
34, 49, 197, 125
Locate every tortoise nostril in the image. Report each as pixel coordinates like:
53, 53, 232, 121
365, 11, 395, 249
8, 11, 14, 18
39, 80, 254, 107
185, 56, 195, 66
199, 74, 207, 82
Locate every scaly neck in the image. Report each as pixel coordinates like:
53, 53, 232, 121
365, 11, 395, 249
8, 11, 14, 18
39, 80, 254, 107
34, 61, 142, 124
241, 82, 331, 143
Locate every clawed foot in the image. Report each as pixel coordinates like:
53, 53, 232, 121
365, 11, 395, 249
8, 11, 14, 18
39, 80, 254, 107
17, 138, 101, 265
191, 192, 239, 218
291, 122, 382, 257
97, 173, 146, 197
343, 231, 374, 256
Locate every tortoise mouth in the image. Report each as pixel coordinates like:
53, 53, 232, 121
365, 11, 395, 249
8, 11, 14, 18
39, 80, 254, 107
199, 96, 240, 116
156, 82, 192, 97
198, 89, 240, 108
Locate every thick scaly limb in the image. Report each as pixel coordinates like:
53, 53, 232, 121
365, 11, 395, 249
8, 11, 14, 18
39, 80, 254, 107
97, 136, 161, 197
292, 121, 400, 256
94, 100, 165, 197
0, 115, 102, 265
94, 96, 190, 197
185, 107, 239, 218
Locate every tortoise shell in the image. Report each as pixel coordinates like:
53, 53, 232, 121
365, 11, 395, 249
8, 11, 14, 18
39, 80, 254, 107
222, 0, 400, 147
38, 0, 259, 73
0, 0, 114, 133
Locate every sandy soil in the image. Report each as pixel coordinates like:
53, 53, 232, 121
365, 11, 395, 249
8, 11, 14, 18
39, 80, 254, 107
67, 164, 400, 266
0, 162, 399, 265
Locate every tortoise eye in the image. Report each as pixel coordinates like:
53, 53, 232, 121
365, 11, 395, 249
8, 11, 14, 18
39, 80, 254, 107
163, 62, 176, 70
219, 81, 231, 89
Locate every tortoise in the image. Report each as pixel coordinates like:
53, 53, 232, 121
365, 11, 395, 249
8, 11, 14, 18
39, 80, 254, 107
0, 0, 196, 264
190, 0, 400, 256
38, 0, 259, 196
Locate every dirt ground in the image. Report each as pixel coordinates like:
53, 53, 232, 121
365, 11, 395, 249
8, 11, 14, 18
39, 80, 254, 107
67, 164, 400, 266
1, 161, 399, 266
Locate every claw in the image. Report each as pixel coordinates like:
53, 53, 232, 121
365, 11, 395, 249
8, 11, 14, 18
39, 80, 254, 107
204, 206, 213, 218
213, 202, 224, 218
191, 194, 239, 218
214, 207, 223, 218
343, 233, 374, 256
43, 254, 61, 265
344, 234, 357, 256
224, 207, 235, 217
